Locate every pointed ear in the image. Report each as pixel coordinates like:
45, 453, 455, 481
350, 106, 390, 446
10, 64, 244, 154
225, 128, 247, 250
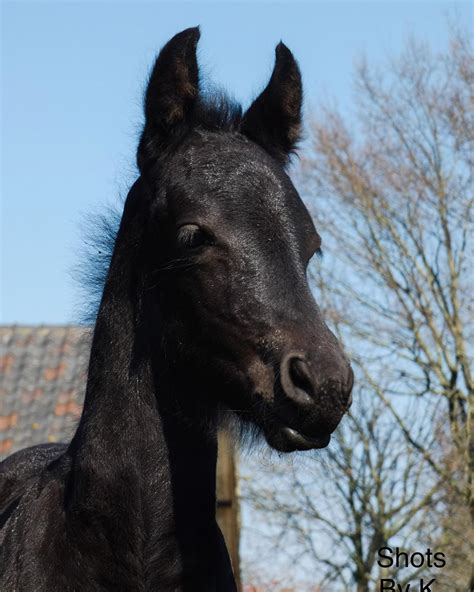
138, 27, 200, 168
241, 43, 302, 165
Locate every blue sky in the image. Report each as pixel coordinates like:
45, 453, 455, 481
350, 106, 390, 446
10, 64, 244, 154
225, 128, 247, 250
2, 0, 471, 324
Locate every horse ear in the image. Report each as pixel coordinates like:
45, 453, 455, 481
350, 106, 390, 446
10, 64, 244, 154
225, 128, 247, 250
241, 43, 302, 165
138, 27, 200, 168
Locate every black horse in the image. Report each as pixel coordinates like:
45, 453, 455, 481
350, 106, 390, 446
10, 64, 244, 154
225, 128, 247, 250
0, 28, 353, 591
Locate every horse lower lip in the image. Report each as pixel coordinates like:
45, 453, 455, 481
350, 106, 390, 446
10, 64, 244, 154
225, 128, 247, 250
281, 427, 330, 450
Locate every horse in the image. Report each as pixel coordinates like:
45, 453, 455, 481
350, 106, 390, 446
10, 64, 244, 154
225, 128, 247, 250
0, 27, 353, 591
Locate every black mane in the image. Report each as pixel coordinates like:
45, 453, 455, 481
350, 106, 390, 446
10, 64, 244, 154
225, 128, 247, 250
76, 205, 121, 325
194, 91, 243, 133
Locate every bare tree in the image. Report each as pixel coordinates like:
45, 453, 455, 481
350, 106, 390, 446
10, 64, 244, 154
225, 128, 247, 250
305, 23, 472, 489
302, 23, 473, 586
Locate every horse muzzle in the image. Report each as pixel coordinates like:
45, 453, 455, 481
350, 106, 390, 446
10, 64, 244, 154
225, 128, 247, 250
263, 350, 354, 452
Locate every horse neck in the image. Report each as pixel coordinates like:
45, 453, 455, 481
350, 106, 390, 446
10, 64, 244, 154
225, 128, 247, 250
67, 186, 229, 585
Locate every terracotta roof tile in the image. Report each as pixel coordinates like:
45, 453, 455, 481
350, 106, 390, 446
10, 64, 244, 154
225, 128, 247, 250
0, 325, 92, 459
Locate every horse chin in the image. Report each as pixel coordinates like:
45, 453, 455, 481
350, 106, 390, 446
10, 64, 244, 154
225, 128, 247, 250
264, 424, 331, 453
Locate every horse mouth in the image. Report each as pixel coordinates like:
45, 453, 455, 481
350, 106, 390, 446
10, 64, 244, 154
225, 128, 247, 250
281, 427, 331, 451
264, 423, 331, 452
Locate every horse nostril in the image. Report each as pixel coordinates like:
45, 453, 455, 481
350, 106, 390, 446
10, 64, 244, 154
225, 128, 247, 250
281, 354, 315, 408
290, 358, 315, 399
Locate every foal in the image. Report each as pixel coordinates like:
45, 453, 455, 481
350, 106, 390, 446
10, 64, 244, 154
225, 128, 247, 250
0, 28, 353, 591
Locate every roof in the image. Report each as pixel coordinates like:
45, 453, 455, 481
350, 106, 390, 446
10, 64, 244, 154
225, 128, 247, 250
0, 325, 92, 459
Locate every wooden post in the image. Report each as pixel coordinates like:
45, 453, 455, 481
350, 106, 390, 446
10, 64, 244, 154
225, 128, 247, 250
216, 431, 241, 591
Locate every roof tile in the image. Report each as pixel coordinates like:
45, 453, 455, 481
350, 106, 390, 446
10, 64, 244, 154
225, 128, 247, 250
0, 325, 91, 459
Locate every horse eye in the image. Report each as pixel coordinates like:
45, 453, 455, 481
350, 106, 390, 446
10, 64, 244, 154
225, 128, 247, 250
177, 224, 211, 250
